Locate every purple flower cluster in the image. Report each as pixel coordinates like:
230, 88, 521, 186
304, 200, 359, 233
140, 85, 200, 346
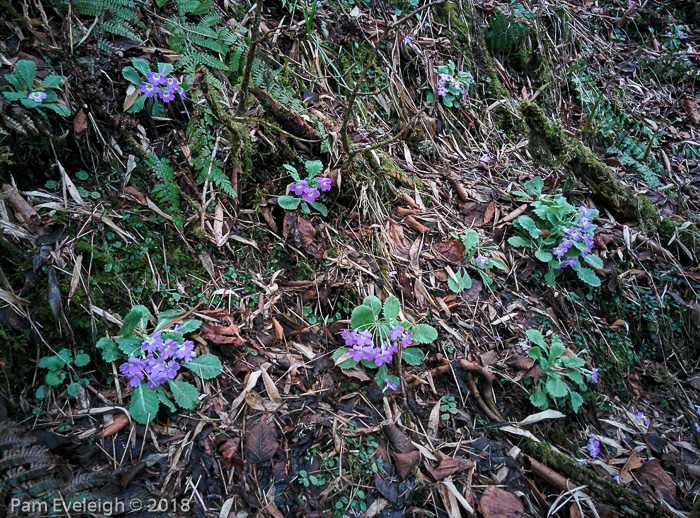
289, 177, 331, 203
343, 326, 413, 367
139, 72, 186, 103
586, 437, 600, 457
119, 331, 196, 389
27, 91, 48, 103
437, 71, 473, 98
553, 206, 595, 269
635, 412, 650, 426
590, 367, 599, 384
475, 255, 489, 267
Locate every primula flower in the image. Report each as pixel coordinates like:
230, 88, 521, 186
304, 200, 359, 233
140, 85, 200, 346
302, 186, 320, 202
558, 257, 579, 269
119, 358, 146, 387
174, 85, 186, 99
579, 217, 591, 230
636, 412, 650, 426
175, 340, 197, 363
159, 88, 176, 103
316, 177, 332, 191
590, 367, 599, 384
678, 31, 686, 39
579, 206, 593, 219
665, 31, 673, 38
695, 422, 700, 434
404, 34, 413, 45
290, 180, 308, 195
479, 154, 491, 163
586, 437, 601, 457
476, 255, 489, 267
553, 245, 567, 257
383, 378, 398, 392
147, 71, 166, 85
342, 329, 357, 346
160, 338, 180, 358
164, 77, 180, 90
27, 91, 47, 103
401, 331, 413, 348
388, 326, 404, 341
437, 86, 448, 97
355, 330, 373, 347
142, 331, 163, 354
140, 82, 158, 98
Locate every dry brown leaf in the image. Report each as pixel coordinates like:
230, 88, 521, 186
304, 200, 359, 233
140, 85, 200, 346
98, 413, 129, 438
637, 459, 676, 504
393, 450, 420, 480
244, 415, 279, 464
682, 97, 700, 125
619, 450, 643, 483
479, 485, 524, 518
282, 212, 325, 259
73, 108, 88, 136
433, 239, 465, 265
427, 453, 475, 481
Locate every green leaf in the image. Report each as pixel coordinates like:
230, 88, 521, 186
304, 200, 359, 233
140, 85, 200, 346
546, 376, 569, 398
157, 62, 174, 76
561, 356, 586, 369
42, 74, 65, 88
36, 385, 46, 400
126, 95, 145, 114
120, 305, 151, 336
411, 323, 437, 344
283, 164, 300, 181
507, 236, 531, 248
309, 201, 328, 216
544, 269, 557, 286
45, 371, 63, 387
515, 215, 541, 238
183, 354, 222, 379
168, 379, 200, 410
583, 254, 604, 269
548, 336, 565, 362
131, 58, 151, 77
67, 382, 82, 397
333, 348, 358, 369
460, 229, 479, 251
402, 347, 425, 366
383, 295, 400, 320
530, 388, 548, 409
278, 195, 300, 210
564, 370, 586, 390
96, 337, 121, 363
2, 92, 24, 102
528, 346, 542, 361
569, 391, 584, 413
179, 319, 202, 333
576, 267, 601, 287
117, 335, 142, 356
351, 305, 376, 329
122, 66, 142, 85
525, 329, 547, 348
44, 103, 71, 117
130, 383, 160, 424
156, 388, 176, 412
74, 353, 90, 367
535, 250, 553, 262
305, 160, 324, 177
362, 296, 383, 316
15, 60, 36, 91
39, 356, 64, 371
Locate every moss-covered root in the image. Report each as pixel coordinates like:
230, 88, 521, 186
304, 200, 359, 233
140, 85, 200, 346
521, 439, 650, 516
520, 101, 700, 261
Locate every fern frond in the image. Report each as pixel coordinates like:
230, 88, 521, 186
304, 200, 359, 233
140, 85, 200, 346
0, 446, 53, 469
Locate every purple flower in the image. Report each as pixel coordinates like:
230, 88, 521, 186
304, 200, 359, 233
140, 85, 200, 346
147, 71, 166, 85
586, 437, 600, 457
316, 177, 332, 191
666, 31, 673, 38
140, 82, 158, 98
164, 77, 180, 90
302, 186, 320, 203
160, 338, 179, 358
695, 422, 700, 434
119, 358, 146, 387
27, 91, 47, 103
159, 88, 176, 103
342, 329, 357, 346
374, 347, 393, 367
479, 154, 491, 163
579, 217, 591, 230
579, 206, 593, 219
401, 331, 413, 348
290, 180, 309, 195
388, 326, 404, 341
437, 86, 448, 97
590, 367, 599, 384
553, 245, 566, 257
142, 332, 163, 354
439, 73, 451, 81
404, 34, 413, 45
567, 227, 583, 241
383, 378, 398, 392
355, 330, 373, 347
558, 257, 579, 269
636, 412, 650, 426
174, 85, 186, 99
348, 346, 364, 362
175, 340, 197, 363
678, 31, 686, 40
475, 255, 489, 267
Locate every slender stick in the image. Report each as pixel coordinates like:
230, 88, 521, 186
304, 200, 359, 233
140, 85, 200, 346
238, 0, 265, 115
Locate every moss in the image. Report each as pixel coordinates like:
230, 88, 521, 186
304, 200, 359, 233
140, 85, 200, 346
371, 151, 420, 188
522, 439, 648, 513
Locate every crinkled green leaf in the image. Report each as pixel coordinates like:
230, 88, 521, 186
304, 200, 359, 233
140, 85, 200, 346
401, 347, 425, 366
131, 58, 151, 77
515, 215, 541, 238
122, 66, 141, 85
525, 329, 547, 348
548, 336, 565, 362
168, 379, 200, 410
67, 382, 82, 397
411, 323, 437, 344
309, 201, 328, 216
383, 295, 400, 320
157, 62, 174, 76
15, 60, 36, 91
74, 353, 90, 367
507, 236, 531, 248
584, 254, 604, 269
530, 388, 548, 409
569, 391, 584, 413
535, 250, 553, 263
130, 383, 160, 424
278, 195, 300, 210
117, 335, 142, 356
333, 348, 358, 369
119, 305, 150, 336
305, 160, 324, 177
576, 267, 601, 287
351, 305, 376, 330
183, 354, 222, 379
362, 296, 383, 316
96, 337, 121, 363
460, 229, 479, 252
546, 376, 569, 398
561, 356, 586, 369
42, 74, 65, 88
